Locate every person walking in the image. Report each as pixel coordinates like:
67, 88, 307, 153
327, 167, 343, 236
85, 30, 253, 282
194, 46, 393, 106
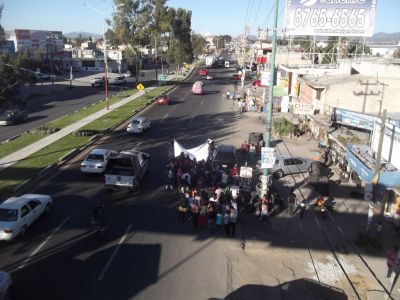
288, 188, 297, 216
207, 203, 216, 233
249, 143, 256, 165
224, 210, 231, 236
387, 246, 398, 277
191, 200, 200, 229
229, 206, 238, 237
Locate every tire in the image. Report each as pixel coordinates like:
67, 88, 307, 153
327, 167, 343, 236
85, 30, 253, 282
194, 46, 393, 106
20, 225, 27, 237
45, 204, 51, 214
274, 170, 284, 178
351, 172, 361, 184
340, 171, 350, 183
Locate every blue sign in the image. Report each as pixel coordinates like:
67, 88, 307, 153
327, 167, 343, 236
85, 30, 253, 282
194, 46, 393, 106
332, 108, 378, 131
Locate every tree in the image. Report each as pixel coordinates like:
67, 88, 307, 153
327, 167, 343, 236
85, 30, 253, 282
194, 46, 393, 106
112, 0, 153, 82
0, 5, 5, 47
393, 48, 400, 59
72, 34, 85, 47
192, 33, 206, 57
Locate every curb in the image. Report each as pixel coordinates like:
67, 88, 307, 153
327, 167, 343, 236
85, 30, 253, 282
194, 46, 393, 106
14, 179, 32, 192
38, 163, 57, 176
59, 148, 81, 162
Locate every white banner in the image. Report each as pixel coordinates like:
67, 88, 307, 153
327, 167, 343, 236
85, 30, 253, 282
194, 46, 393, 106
173, 140, 210, 162
293, 101, 314, 115
284, 0, 377, 37
261, 147, 276, 169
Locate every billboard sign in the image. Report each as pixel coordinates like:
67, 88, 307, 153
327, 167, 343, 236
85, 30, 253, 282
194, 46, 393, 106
331, 108, 377, 131
284, 0, 377, 37
293, 101, 314, 115
261, 147, 276, 169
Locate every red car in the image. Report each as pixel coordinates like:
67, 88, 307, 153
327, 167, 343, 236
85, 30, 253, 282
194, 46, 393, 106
199, 69, 208, 76
232, 74, 240, 80
252, 79, 261, 86
156, 94, 170, 105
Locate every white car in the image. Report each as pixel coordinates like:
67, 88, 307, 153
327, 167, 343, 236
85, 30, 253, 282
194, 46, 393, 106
113, 76, 126, 85
0, 271, 12, 300
127, 116, 151, 133
0, 194, 53, 241
206, 75, 213, 80
91, 76, 107, 87
80, 148, 117, 174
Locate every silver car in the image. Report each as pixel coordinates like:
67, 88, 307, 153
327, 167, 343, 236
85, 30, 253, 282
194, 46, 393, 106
272, 155, 318, 178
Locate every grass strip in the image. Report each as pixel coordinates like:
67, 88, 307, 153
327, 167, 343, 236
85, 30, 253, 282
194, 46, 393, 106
0, 89, 137, 160
0, 85, 172, 197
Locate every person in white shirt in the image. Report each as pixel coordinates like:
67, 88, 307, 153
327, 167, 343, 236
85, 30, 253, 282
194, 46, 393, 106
229, 207, 238, 237
181, 172, 191, 186
215, 186, 224, 202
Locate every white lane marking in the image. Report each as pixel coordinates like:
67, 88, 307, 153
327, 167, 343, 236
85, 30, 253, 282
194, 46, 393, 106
200, 99, 204, 106
97, 223, 132, 281
163, 113, 168, 119
18, 216, 70, 269
133, 142, 142, 150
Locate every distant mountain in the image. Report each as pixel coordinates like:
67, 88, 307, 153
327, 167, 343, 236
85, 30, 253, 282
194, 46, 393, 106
369, 32, 400, 43
64, 32, 102, 39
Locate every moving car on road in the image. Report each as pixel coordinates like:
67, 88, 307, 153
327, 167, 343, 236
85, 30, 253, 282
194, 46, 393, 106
156, 94, 170, 105
127, 116, 151, 133
81, 148, 117, 174
113, 76, 126, 85
0, 109, 28, 126
198, 69, 208, 76
272, 155, 319, 178
0, 271, 12, 300
192, 81, 204, 95
91, 76, 108, 87
105, 150, 150, 191
0, 194, 53, 241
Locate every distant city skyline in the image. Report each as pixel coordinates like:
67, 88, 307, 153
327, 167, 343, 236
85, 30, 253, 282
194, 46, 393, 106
1, 0, 399, 37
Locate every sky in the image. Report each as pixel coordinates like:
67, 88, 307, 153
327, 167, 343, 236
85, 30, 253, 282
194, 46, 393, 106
1, 0, 399, 37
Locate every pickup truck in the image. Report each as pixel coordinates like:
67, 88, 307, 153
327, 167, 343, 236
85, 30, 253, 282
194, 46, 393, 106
104, 150, 150, 191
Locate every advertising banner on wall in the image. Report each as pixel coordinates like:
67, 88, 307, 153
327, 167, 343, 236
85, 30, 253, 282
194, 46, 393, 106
293, 101, 314, 115
284, 0, 377, 37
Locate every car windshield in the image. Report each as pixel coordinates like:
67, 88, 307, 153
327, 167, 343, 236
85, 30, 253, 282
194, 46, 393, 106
215, 151, 235, 164
130, 120, 140, 125
0, 208, 18, 222
86, 154, 104, 162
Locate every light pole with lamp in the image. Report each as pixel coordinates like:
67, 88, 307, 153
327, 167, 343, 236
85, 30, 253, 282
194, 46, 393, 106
82, 1, 124, 110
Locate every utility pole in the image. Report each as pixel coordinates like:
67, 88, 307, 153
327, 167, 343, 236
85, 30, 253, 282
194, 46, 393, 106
353, 80, 380, 114
260, 0, 279, 195
377, 82, 388, 117
155, 36, 158, 83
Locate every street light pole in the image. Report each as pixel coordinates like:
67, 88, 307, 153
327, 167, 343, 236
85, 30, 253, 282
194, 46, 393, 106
260, 0, 279, 195
83, 2, 124, 110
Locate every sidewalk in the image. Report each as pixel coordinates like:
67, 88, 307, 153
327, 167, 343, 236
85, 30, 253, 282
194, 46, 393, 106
227, 108, 398, 299
0, 87, 155, 172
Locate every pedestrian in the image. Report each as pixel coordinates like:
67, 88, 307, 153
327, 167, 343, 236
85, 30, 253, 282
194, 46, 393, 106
249, 143, 256, 164
387, 246, 398, 277
260, 201, 269, 225
191, 200, 200, 229
288, 188, 297, 216
177, 194, 188, 223
376, 221, 383, 238
165, 168, 175, 190
226, 89, 230, 99
207, 203, 216, 233
229, 206, 238, 237
299, 201, 306, 220
224, 210, 231, 236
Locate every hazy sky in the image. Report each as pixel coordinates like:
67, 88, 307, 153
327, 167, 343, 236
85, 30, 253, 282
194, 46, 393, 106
1, 0, 398, 36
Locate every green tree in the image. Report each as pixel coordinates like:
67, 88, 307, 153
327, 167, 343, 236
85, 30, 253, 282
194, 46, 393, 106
0, 5, 5, 47
393, 48, 400, 59
192, 33, 206, 57
112, 0, 153, 83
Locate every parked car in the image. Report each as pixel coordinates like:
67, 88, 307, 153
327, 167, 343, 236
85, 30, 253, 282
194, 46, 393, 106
0, 109, 28, 126
127, 116, 151, 133
91, 76, 108, 87
0, 194, 53, 241
156, 94, 170, 105
213, 144, 237, 170
123, 71, 132, 77
272, 155, 319, 178
113, 76, 126, 85
81, 148, 117, 174
0, 271, 12, 300
231, 74, 240, 80
252, 79, 261, 86
199, 69, 208, 76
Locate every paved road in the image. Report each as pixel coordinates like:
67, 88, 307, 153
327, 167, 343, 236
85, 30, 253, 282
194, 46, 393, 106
0, 62, 243, 300
0, 69, 160, 142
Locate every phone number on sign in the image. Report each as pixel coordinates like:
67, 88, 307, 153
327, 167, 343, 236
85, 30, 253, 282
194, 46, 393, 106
294, 8, 366, 28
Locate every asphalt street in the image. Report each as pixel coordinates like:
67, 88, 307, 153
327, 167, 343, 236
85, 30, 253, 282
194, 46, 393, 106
0, 59, 244, 300
0, 69, 159, 142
